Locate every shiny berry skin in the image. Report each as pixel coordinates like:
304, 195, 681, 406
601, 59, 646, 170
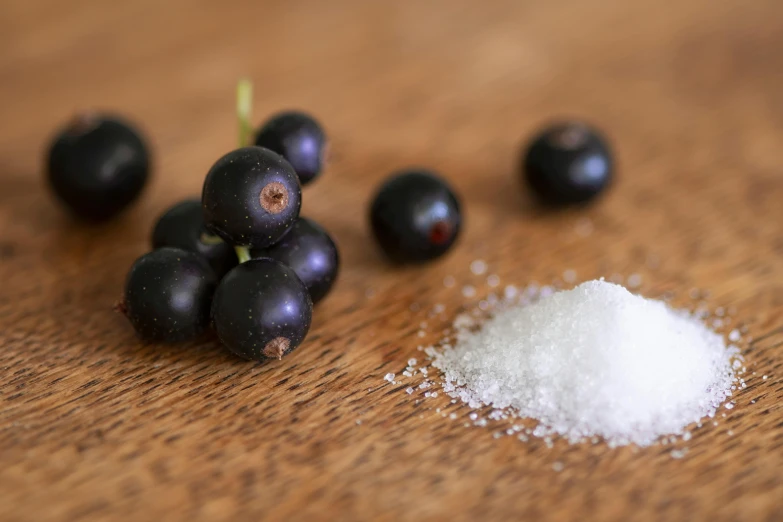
523, 122, 613, 205
47, 114, 150, 221
250, 217, 339, 304
369, 170, 462, 263
151, 199, 237, 278
255, 111, 326, 186
211, 258, 313, 361
123, 247, 217, 342
202, 146, 301, 248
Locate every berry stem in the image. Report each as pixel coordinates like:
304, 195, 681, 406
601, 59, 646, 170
235, 246, 251, 264
237, 79, 253, 148
199, 232, 224, 245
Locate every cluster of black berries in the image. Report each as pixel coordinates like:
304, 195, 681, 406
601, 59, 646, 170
134, 109, 337, 361
47, 92, 339, 361
46, 81, 612, 363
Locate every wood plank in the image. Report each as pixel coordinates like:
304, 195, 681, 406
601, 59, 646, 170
0, 0, 781, 520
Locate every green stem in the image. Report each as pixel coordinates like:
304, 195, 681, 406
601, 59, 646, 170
235, 246, 251, 264
237, 79, 253, 148
199, 232, 224, 245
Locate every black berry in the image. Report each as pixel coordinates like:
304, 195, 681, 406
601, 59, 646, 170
122, 247, 217, 342
151, 199, 237, 278
255, 111, 326, 186
211, 259, 313, 361
369, 170, 462, 263
251, 217, 339, 304
47, 114, 150, 221
523, 122, 613, 205
202, 146, 301, 248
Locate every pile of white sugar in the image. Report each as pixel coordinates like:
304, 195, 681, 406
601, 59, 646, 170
428, 280, 739, 446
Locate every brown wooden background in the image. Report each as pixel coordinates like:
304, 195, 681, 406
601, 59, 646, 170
1, 0, 782, 520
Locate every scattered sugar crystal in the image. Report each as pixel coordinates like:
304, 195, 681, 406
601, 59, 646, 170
405, 387, 414, 395
462, 285, 476, 298
443, 276, 456, 288
504, 285, 519, 300
469, 412, 478, 421
727, 430, 734, 436
356, 420, 362, 425
487, 275, 501, 287
429, 280, 738, 446
552, 461, 565, 472
627, 274, 642, 288
493, 432, 503, 439
670, 449, 688, 459
713, 319, 724, 328
402, 371, 412, 377
478, 300, 490, 311
431, 392, 438, 397
383, 373, 395, 383
728, 329, 741, 342
763, 375, 768, 380
563, 270, 577, 284
408, 358, 418, 367
470, 260, 488, 275
450, 413, 458, 420
683, 431, 692, 441
418, 331, 426, 338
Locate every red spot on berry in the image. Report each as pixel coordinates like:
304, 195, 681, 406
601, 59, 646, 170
429, 221, 451, 245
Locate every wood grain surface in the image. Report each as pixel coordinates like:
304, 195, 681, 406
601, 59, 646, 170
1, 0, 782, 520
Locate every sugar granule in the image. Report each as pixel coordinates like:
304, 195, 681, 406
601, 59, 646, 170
470, 260, 488, 275
429, 280, 738, 447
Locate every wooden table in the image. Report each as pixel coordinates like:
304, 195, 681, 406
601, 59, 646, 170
1, 0, 782, 520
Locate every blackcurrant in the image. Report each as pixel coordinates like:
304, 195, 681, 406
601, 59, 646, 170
211, 259, 313, 361
255, 111, 326, 186
522, 121, 613, 205
202, 146, 301, 248
47, 113, 150, 221
151, 199, 237, 278
122, 247, 217, 342
250, 217, 339, 304
369, 170, 462, 263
